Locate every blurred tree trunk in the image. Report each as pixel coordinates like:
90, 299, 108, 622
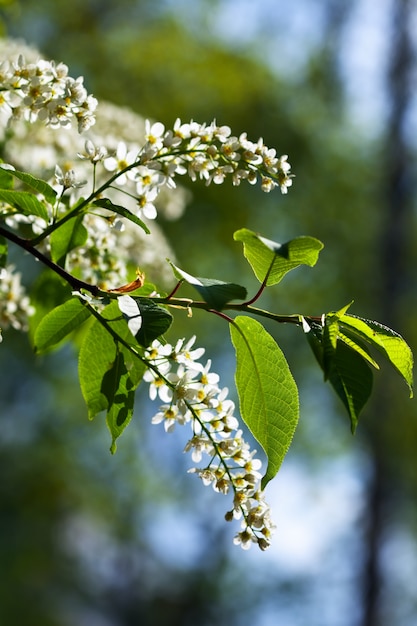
360, 0, 414, 624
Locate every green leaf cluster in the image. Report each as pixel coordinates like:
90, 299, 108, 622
32, 293, 173, 453
227, 231, 413, 482
303, 304, 414, 432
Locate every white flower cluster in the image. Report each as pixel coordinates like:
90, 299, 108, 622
143, 336, 276, 550
144, 118, 293, 193
0, 45, 293, 293
0, 54, 97, 133
2, 98, 185, 288
0, 265, 34, 335
100, 118, 293, 221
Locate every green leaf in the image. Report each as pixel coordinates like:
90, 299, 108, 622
324, 315, 339, 349
132, 298, 173, 346
135, 281, 162, 297
302, 317, 324, 368
230, 315, 299, 489
117, 296, 173, 346
34, 297, 92, 353
170, 263, 247, 309
338, 330, 380, 370
0, 235, 7, 268
0, 189, 49, 221
303, 317, 373, 432
324, 302, 390, 371
78, 301, 141, 418
102, 349, 140, 453
92, 198, 150, 234
78, 302, 145, 448
0, 165, 14, 189
28, 269, 73, 341
234, 228, 323, 285
326, 341, 373, 433
79, 313, 118, 419
339, 314, 414, 397
2, 167, 57, 204
50, 215, 88, 265
98, 301, 141, 345
326, 301, 354, 322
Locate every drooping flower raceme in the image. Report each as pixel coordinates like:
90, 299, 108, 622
143, 336, 276, 550
89, 119, 293, 223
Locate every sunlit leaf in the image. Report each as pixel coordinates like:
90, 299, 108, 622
34, 297, 91, 353
230, 315, 299, 489
322, 316, 340, 377
1, 167, 57, 204
234, 228, 323, 285
28, 270, 73, 342
79, 313, 118, 420
0, 189, 49, 221
340, 314, 414, 397
50, 215, 88, 265
338, 330, 380, 370
0, 164, 14, 190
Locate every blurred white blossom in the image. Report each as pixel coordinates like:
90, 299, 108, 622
0, 265, 34, 333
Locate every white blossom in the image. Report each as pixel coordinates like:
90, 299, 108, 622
55, 165, 87, 190
0, 53, 97, 132
103, 141, 140, 184
144, 337, 276, 550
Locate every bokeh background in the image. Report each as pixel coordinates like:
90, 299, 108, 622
0, 1, 416, 625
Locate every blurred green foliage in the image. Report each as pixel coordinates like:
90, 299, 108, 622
1, 1, 416, 625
